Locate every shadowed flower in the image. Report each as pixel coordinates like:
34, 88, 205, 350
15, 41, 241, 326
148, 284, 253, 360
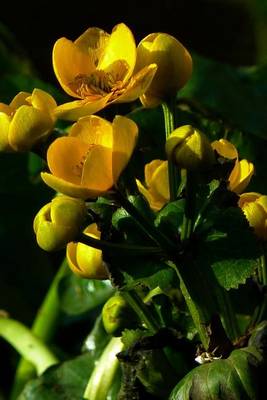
239, 193, 267, 240
53, 23, 157, 120
212, 139, 254, 194
0, 89, 57, 152
41, 115, 138, 199
136, 32, 192, 107
66, 223, 108, 279
136, 159, 169, 211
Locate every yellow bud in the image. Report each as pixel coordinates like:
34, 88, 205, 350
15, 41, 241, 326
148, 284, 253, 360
165, 125, 215, 171
0, 89, 57, 152
102, 294, 137, 336
33, 195, 87, 251
239, 193, 267, 240
66, 224, 108, 279
136, 32, 192, 107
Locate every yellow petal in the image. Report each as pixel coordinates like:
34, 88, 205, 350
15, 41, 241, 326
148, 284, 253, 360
0, 113, 12, 151
81, 145, 114, 191
29, 88, 57, 116
0, 103, 13, 115
9, 106, 52, 151
136, 179, 164, 211
238, 192, 261, 208
66, 242, 86, 277
69, 115, 113, 148
149, 160, 169, 201
242, 202, 266, 239
212, 139, 238, 159
98, 23, 136, 82
115, 64, 157, 103
47, 136, 91, 185
9, 92, 30, 109
145, 160, 165, 188
53, 37, 95, 98
41, 172, 102, 199
75, 27, 110, 67
55, 95, 112, 121
111, 115, 138, 182
229, 159, 254, 194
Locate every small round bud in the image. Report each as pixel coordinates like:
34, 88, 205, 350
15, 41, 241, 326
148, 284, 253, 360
33, 195, 87, 251
239, 193, 267, 240
136, 32, 192, 107
66, 223, 108, 279
165, 125, 215, 171
102, 294, 137, 336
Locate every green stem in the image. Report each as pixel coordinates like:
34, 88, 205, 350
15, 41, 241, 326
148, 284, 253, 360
162, 99, 179, 201
10, 259, 69, 399
121, 290, 160, 333
180, 170, 196, 241
0, 317, 58, 376
215, 288, 240, 341
115, 190, 177, 255
255, 251, 267, 324
84, 337, 123, 400
78, 233, 163, 255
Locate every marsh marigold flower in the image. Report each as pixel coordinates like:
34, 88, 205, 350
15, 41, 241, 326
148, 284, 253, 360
0, 89, 57, 152
136, 160, 169, 211
212, 139, 254, 194
53, 23, 157, 120
136, 32, 192, 107
33, 195, 87, 252
165, 125, 215, 171
41, 115, 138, 199
239, 193, 267, 240
66, 223, 108, 279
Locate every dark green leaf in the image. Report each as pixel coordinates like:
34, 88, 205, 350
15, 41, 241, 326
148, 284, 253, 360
197, 207, 261, 289
58, 273, 113, 316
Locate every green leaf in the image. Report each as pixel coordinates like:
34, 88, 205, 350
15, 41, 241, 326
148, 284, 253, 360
19, 352, 94, 400
58, 273, 113, 316
155, 199, 185, 239
197, 207, 261, 290
179, 54, 267, 140
170, 346, 264, 400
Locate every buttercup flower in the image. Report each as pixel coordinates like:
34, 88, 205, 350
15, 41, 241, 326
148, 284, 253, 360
165, 125, 215, 171
41, 115, 138, 199
0, 89, 57, 152
66, 223, 108, 279
136, 160, 169, 211
239, 193, 267, 240
53, 23, 157, 120
136, 32, 192, 107
212, 139, 254, 194
33, 195, 87, 252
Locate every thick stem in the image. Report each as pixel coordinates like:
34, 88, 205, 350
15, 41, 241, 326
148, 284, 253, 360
0, 317, 58, 376
10, 259, 68, 399
84, 337, 123, 400
180, 170, 196, 242
162, 99, 179, 201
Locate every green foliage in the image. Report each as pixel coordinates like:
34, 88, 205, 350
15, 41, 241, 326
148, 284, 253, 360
170, 346, 265, 400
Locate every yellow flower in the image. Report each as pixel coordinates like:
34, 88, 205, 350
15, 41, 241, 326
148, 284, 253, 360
0, 89, 57, 152
33, 195, 87, 252
165, 125, 215, 171
53, 23, 157, 120
136, 160, 169, 211
239, 193, 267, 240
41, 115, 138, 199
66, 223, 108, 279
136, 32, 192, 107
212, 139, 254, 194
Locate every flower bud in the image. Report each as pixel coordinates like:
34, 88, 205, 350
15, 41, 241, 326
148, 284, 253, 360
239, 193, 267, 240
33, 195, 87, 251
136, 32, 192, 107
102, 294, 137, 336
0, 89, 57, 152
136, 160, 169, 211
66, 224, 108, 279
165, 125, 215, 171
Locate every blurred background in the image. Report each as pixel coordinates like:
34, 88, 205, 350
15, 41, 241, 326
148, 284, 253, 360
1, 0, 267, 398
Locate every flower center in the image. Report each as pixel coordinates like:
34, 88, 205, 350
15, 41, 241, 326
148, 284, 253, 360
70, 70, 124, 99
